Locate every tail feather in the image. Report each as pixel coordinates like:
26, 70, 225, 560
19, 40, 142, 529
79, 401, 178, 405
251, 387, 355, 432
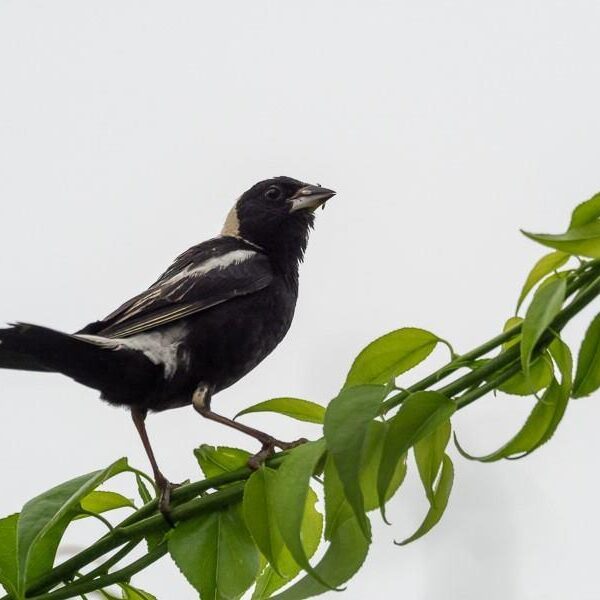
0, 325, 52, 371
0, 323, 159, 402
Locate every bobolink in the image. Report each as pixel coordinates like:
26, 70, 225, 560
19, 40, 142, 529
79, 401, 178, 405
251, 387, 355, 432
0, 176, 335, 512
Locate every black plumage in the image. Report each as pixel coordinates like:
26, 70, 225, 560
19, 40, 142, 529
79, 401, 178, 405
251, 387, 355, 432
0, 176, 335, 512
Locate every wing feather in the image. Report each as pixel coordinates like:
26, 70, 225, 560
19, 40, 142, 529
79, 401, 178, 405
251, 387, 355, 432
81, 238, 273, 338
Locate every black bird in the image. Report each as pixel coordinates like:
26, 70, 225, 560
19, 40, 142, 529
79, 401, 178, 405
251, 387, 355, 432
0, 176, 335, 512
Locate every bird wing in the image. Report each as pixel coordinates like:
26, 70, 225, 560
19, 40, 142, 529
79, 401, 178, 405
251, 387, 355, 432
82, 238, 273, 339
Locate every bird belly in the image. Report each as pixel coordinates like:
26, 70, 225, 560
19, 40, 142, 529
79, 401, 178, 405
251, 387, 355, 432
151, 284, 296, 411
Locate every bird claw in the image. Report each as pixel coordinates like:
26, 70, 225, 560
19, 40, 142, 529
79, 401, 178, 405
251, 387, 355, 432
277, 437, 309, 451
247, 437, 309, 470
157, 477, 184, 527
248, 442, 276, 470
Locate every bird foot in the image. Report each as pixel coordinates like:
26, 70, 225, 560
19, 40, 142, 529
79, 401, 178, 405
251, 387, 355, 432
156, 476, 184, 527
247, 437, 309, 470
277, 437, 309, 451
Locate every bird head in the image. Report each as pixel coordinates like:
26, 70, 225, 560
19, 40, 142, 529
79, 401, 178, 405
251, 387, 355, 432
221, 176, 336, 261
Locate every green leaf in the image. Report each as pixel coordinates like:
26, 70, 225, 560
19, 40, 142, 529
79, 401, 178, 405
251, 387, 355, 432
520, 277, 566, 376
194, 445, 252, 479
134, 473, 167, 553
79, 491, 135, 514
99, 590, 123, 600
358, 422, 408, 514
550, 336, 574, 392
244, 468, 285, 575
252, 488, 323, 599
502, 316, 523, 351
573, 313, 600, 398
456, 338, 572, 461
169, 503, 260, 600
236, 398, 326, 424
272, 440, 335, 590
16, 458, 129, 595
144, 529, 168, 554
498, 355, 554, 396
323, 457, 357, 543
533, 336, 573, 450
516, 251, 569, 313
118, 583, 158, 600
270, 514, 369, 600
456, 384, 560, 461
377, 391, 456, 521
323, 422, 408, 545
414, 421, 451, 505
497, 317, 554, 395
0, 514, 18, 598
569, 192, 600, 228
345, 327, 440, 387
522, 221, 600, 259
135, 474, 154, 504
323, 385, 387, 539
396, 454, 454, 546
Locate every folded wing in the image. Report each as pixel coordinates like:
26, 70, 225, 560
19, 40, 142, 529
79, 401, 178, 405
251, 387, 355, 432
80, 238, 273, 339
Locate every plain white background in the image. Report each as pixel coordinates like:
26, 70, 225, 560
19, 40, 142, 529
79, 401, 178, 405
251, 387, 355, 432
1, 1, 600, 599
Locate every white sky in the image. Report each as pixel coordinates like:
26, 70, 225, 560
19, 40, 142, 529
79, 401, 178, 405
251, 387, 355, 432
1, 1, 600, 599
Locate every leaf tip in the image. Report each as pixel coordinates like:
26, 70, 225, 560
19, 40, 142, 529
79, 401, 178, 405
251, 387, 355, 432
452, 432, 478, 461
378, 504, 392, 526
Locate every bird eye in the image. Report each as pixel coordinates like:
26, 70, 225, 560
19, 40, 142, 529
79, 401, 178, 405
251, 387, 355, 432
265, 186, 282, 201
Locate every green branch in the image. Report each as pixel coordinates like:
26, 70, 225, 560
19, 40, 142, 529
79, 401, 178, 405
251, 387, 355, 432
22, 483, 247, 598
4, 202, 600, 600
28, 544, 168, 600
14, 266, 599, 600
381, 260, 599, 413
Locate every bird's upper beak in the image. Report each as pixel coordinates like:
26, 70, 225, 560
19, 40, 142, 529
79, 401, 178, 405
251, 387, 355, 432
289, 184, 336, 212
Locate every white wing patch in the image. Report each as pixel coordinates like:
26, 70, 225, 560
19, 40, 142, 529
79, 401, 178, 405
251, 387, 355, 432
167, 249, 256, 286
124, 249, 258, 314
75, 248, 258, 375
76, 323, 189, 379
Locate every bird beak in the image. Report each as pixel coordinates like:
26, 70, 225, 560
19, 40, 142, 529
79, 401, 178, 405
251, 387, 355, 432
289, 185, 336, 212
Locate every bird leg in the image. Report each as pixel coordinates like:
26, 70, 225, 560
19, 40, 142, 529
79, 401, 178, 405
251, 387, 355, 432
192, 384, 307, 469
131, 407, 180, 524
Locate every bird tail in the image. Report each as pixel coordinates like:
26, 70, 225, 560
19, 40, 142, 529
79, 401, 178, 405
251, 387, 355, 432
0, 323, 157, 400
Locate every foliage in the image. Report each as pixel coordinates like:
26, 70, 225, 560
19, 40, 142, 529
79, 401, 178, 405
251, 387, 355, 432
3, 196, 600, 599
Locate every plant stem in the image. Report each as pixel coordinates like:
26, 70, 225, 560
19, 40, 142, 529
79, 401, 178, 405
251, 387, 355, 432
28, 544, 168, 600
21, 482, 245, 598
382, 262, 600, 413
552, 272, 600, 331
8, 261, 600, 600
74, 540, 141, 587
439, 271, 600, 401
127, 467, 158, 493
78, 510, 114, 533
456, 362, 522, 409
117, 452, 286, 530
115, 483, 244, 540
